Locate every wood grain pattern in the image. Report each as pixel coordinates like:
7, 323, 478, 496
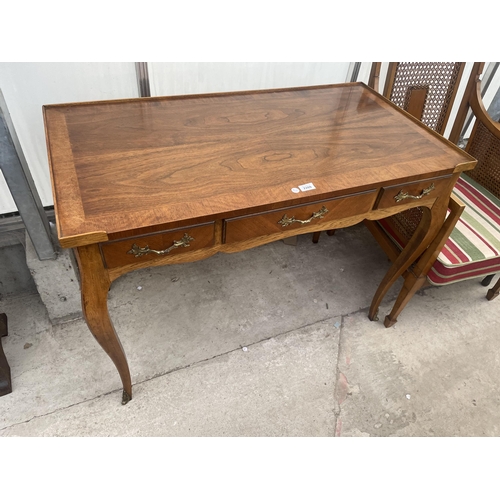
44, 83, 476, 248
405, 86, 428, 121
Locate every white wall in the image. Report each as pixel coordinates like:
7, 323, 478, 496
149, 62, 352, 96
0, 62, 138, 213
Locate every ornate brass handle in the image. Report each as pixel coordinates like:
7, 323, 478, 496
277, 206, 328, 227
394, 183, 435, 203
127, 233, 194, 258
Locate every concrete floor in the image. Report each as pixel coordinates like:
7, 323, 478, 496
0, 223, 499, 437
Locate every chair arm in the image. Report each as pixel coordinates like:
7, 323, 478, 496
448, 192, 466, 217
470, 79, 500, 139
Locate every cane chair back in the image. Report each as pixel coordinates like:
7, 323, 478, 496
369, 62, 466, 135
466, 114, 500, 199
370, 67, 500, 317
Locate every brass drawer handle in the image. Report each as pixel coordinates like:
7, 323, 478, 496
394, 183, 435, 203
277, 206, 328, 227
127, 233, 194, 258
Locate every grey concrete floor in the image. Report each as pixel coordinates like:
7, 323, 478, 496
0, 223, 499, 437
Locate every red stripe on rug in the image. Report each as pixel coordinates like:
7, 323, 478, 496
438, 237, 469, 265
455, 177, 500, 226
430, 254, 500, 279
428, 265, 500, 285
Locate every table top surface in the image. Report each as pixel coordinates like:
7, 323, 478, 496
43, 82, 476, 247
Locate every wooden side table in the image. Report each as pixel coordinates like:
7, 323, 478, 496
43, 83, 477, 404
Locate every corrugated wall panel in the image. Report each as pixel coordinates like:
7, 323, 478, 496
148, 62, 351, 96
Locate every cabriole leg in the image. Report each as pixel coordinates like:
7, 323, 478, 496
369, 206, 434, 321
75, 244, 132, 404
368, 193, 454, 324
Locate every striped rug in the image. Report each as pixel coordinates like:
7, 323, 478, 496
377, 174, 500, 286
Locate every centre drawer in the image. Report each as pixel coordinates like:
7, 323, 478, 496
223, 190, 377, 244
100, 222, 215, 269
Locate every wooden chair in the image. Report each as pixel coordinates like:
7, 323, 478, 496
365, 65, 500, 326
312, 62, 470, 244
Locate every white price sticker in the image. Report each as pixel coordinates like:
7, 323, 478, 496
298, 182, 316, 192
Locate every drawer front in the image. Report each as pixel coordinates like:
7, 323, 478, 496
224, 191, 377, 244
374, 175, 452, 210
101, 223, 215, 268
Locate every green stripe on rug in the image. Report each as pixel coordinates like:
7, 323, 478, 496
448, 226, 486, 262
459, 209, 500, 253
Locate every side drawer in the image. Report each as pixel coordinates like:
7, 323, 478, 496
224, 190, 377, 245
100, 223, 215, 269
374, 175, 452, 210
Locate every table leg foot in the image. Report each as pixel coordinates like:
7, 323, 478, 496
122, 389, 132, 405
383, 274, 427, 327
368, 308, 379, 321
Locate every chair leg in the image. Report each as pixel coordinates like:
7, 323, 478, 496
486, 275, 500, 301
312, 229, 335, 244
481, 274, 495, 287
